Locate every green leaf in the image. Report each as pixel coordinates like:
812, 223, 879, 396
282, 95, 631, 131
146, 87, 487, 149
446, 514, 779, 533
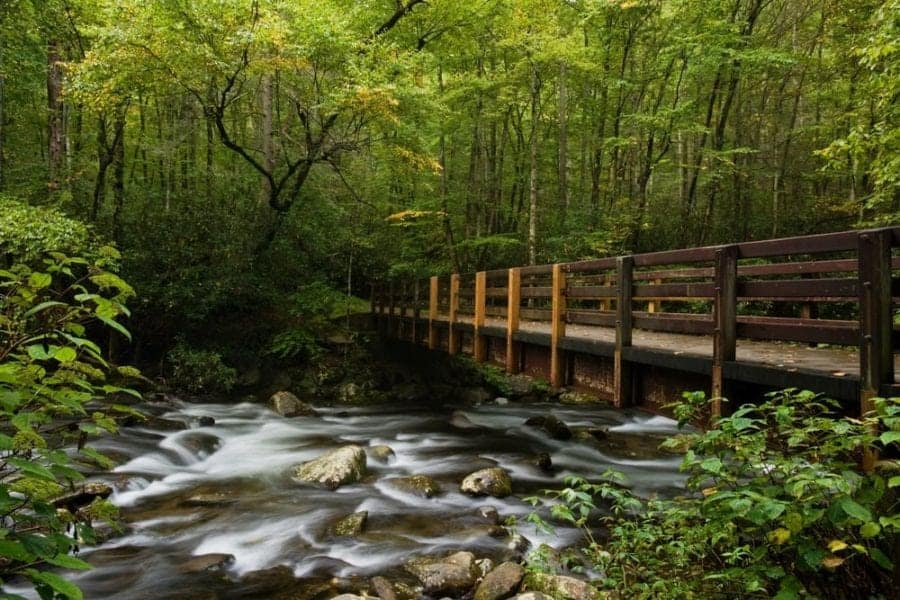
26, 345, 51, 361
859, 522, 881, 538
838, 498, 873, 522
0, 539, 35, 562
879, 431, 900, 445
5, 459, 57, 483
27, 272, 52, 290
700, 457, 723, 474
24, 301, 67, 318
45, 553, 92, 571
28, 570, 83, 600
96, 316, 131, 341
870, 547, 894, 571
53, 347, 77, 363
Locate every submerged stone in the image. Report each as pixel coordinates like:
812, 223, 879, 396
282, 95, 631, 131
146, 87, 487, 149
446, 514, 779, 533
369, 444, 396, 463
292, 445, 367, 490
524, 415, 572, 440
177, 553, 234, 574
329, 511, 368, 537
388, 475, 443, 498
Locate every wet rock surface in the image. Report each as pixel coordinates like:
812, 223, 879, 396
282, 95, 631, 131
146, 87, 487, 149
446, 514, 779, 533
268, 390, 317, 417
405, 551, 479, 596
388, 475, 443, 498
329, 511, 368, 537
475, 562, 526, 600
460, 468, 513, 498
292, 445, 367, 489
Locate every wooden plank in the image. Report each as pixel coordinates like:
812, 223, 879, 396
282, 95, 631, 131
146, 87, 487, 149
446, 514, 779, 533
736, 319, 858, 346
633, 282, 715, 298
486, 287, 509, 298
614, 256, 634, 407
738, 229, 860, 258
520, 286, 553, 298
566, 310, 616, 327
712, 245, 738, 420
521, 308, 552, 321
739, 278, 858, 298
633, 246, 717, 267
567, 285, 617, 298
633, 313, 714, 335
562, 257, 617, 274
519, 264, 554, 276
474, 271, 487, 363
507, 268, 521, 374
428, 276, 438, 350
550, 264, 567, 388
448, 273, 460, 355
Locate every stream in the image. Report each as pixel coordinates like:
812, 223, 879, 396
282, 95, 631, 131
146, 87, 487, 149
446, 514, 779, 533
31, 398, 688, 599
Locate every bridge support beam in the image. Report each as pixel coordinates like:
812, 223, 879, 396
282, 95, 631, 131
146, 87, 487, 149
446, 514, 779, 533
448, 274, 460, 355
474, 271, 487, 362
859, 230, 893, 471
506, 268, 521, 374
550, 264, 567, 388
614, 256, 634, 407
712, 245, 738, 422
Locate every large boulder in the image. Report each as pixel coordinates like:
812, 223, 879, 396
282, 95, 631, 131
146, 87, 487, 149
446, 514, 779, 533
388, 475, 443, 498
460, 468, 512, 498
405, 551, 479, 596
475, 562, 526, 600
268, 391, 316, 417
292, 445, 367, 490
523, 573, 603, 600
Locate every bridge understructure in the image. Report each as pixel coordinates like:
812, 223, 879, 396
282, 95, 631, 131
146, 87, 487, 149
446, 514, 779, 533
373, 228, 899, 419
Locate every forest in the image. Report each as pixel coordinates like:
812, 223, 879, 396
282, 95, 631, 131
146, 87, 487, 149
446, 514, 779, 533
0, 0, 898, 599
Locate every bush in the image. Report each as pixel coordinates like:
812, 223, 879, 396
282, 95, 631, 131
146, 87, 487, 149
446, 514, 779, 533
166, 342, 237, 395
0, 196, 95, 265
0, 251, 142, 599
527, 389, 900, 599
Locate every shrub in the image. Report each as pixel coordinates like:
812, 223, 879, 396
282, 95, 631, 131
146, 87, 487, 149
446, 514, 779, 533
0, 196, 95, 265
527, 389, 900, 599
166, 342, 237, 395
0, 251, 142, 599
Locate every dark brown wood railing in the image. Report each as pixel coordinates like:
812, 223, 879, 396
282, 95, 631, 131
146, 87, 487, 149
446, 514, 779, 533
373, 227, 899, 416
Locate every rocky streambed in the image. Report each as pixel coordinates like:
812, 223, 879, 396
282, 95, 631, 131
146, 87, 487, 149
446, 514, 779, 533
25, 394, 688, 599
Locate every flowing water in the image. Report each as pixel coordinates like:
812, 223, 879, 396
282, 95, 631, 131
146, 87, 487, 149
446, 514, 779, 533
25, 398, 689, 599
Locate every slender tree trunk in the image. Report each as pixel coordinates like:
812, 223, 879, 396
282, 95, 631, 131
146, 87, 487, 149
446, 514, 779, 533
557, 62, 569, 228
111, 107, 126, 242
527, 64, 541, 266
0, 73, 5, 190
47, 40, 66, 191
437, 64, 460, 273
92, 115, 112, 219
259, 73, 274, 205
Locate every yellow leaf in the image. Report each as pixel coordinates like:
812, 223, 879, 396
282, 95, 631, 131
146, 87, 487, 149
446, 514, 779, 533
767, 528, 791, 545
701, 487, 717, 497
828, 540, 848, 553
822, 556, 845, 570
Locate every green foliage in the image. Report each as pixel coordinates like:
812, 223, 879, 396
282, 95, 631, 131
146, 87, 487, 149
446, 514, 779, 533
529, 390, 900, 599
0, 252, 142, 598
0, 196, 94, 265
166, 342, 236, 395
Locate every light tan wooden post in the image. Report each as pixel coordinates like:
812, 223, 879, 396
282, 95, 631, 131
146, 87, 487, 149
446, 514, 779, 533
428, 276, 439, 350
647, 278, 661, 313
448, 273, 460, 355
474, 271, 487, 362
506, 268, 521, 374
550, 263, 567, 388
614, 257, 634, 407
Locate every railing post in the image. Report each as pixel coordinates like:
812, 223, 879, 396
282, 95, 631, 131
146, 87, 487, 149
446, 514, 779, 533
448, 273, 460, 355
712, 245, 738, 421
859, 229, 893, 471
647, 278, 661, 313
614, 256, 634, 407
550, 263, 567, 388
428, 276, 439, 350
474, 271, 487, 362
601, 274, 612, 312
506, 268, 521, 374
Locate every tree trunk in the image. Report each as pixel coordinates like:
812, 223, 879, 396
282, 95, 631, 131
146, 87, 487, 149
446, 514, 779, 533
437, 64, 461, 273
259, 73, 274, 205
557, 62, 569, 228
47, 40, 66, 191
0, 73, 5, 190
527, 64, 541, 266
111, 107, 126, 242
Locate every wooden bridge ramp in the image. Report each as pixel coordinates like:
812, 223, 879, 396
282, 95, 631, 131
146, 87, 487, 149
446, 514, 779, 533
373, 227, 899, 418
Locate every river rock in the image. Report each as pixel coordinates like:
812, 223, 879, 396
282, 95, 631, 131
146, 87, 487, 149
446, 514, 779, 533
460, 468, 512, 498
198, 416, 216, 427
474, 562, 525, 600
329, 511, 368, 537
506, 375, 534, 397
524, 415, 571, 440
369, 445, 396, 463
177, 553, 234, 573
506, 533, 530, 556
512, 594, 553, 600
494, 397, 509, 406
332, 595, 365, 600
370, 576, 398, 600
388, 475, 443, 498
52, 482, 112, 511
477, 505, 500, 525
405, 551, 479, 596
180, 492, 238, 508
339, 382, 362, 403
524, 573, 602, 600
292, 445, 367, 490
558, 391, 597, 405
268, 391, 316, 417
179, 431, 221, 456
531, 452, 553, 471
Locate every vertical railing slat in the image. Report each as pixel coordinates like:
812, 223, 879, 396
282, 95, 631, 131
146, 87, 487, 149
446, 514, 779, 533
614, 256, 634, 407
474, 271, 487, 362
506, 268, 521, 374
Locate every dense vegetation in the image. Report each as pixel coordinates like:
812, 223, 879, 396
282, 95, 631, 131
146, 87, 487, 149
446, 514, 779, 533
0, 0, 898, 597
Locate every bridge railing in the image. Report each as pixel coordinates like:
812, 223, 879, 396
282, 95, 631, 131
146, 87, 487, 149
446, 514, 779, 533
373, 227, 899, 416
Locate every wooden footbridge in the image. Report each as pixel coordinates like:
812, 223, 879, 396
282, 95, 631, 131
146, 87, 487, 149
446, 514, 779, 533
372, 227, 899, 417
